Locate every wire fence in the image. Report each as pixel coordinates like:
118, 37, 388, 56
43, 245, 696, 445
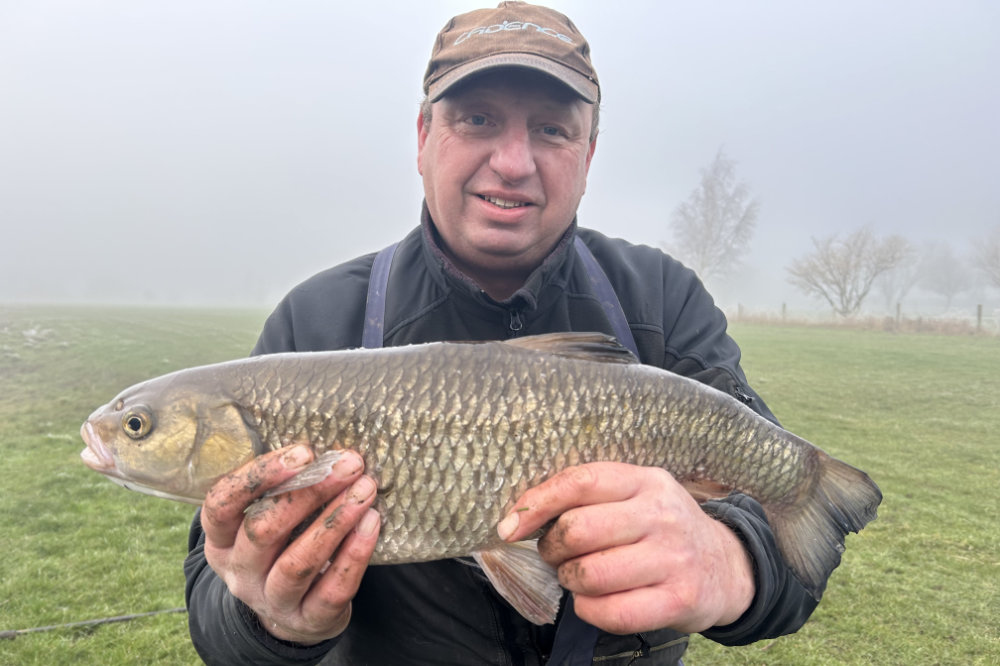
730, 304, 1000, 336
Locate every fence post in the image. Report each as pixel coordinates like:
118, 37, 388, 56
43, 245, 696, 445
977, 304, 983, 332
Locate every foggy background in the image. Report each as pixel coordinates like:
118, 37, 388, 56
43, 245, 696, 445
2, 0, 998, 317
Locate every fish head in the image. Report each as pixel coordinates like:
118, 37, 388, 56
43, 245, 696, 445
80, 370, 259, 504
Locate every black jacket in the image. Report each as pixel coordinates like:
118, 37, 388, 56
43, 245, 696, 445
185, 212, 819, 665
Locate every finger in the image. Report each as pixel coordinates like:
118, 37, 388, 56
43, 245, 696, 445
239, 451, 365, 550
573, 585, 693, 636
201, 445, 316, 549
301, 507, 381, 630
536, 502, 647, 565
264, 475, 378, 608
556, 542, 669, 597
498, 462, 642, 542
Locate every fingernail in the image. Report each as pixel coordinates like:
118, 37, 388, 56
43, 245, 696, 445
281, 445, 312, 470
349, 476, 376, 502
356, 509, 380, 537
497, 512, 519, 541
330, 450, 363, 478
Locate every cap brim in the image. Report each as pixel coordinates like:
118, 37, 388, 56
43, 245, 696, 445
427, 53, 599, 104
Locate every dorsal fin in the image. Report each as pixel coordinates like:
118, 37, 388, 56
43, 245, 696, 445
503, 332, 638, 364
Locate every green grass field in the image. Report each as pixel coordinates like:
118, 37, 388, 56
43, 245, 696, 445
1, 306, 997, 664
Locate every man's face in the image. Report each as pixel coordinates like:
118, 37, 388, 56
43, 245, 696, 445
417, 70, 597, 295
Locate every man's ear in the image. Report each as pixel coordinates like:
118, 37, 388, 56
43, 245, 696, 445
416, 109, 430, 175
585, 135, 597, 174
580, 135, 597, 195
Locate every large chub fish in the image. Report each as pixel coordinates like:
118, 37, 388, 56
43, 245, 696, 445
80, 333, 881, 622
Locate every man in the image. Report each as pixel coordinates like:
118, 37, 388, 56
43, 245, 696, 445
185, 3, 819, 663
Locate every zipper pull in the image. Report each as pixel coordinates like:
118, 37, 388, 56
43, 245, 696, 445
508, 310, 524, 335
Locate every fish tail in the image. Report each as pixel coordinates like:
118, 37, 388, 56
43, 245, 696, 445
763, 451, 882, 600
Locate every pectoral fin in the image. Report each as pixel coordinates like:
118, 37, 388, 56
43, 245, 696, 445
262, 450, 344, 498
473, 540, 563, 625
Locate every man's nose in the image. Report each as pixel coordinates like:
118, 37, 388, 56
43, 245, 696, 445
489, 126, 536, 183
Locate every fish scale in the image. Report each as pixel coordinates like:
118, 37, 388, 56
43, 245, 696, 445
81, 332, 881, 622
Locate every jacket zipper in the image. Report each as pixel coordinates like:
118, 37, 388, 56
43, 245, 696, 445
507, 309, 524, 336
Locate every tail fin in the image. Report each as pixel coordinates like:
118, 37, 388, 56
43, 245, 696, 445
764, 451, 882, 600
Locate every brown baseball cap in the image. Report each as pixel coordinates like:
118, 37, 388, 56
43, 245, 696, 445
423, 1, 600, 104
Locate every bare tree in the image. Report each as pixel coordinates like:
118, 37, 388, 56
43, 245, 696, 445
919, 240, 972, 310
667, 149, 759, 282
971, 225, 1000, 288
787, 228, 910, 317
875, 241, 920, 312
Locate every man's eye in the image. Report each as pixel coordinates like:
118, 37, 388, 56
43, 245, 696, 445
467, 114, 488, 126
541, 126, 563, 137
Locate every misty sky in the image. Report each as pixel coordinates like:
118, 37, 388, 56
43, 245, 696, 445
2, 1, 998, 313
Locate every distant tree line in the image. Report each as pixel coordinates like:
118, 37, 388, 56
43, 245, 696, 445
666, 150, 1000, 317
789, 226, 1000, 317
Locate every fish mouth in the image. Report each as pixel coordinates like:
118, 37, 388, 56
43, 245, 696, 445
80, 420, 117, 473
79, 419, 203, 505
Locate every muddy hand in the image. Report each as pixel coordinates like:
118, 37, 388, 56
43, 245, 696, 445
200, 445, 380, 644
498, 461, 754, 634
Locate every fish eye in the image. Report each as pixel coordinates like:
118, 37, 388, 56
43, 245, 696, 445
122, 408, 154, 440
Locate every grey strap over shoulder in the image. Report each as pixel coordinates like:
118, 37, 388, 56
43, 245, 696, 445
572, 236, 639, 358
362, 242, 399, 349
360, 236, 640, 665
362, 237, 639, 358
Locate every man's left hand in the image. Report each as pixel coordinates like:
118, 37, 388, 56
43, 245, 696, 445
497, 462, 754, 635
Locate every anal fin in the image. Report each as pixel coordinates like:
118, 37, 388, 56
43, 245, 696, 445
472, 540, 563, 625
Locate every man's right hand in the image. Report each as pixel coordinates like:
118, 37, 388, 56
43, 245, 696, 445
200, 445, 380, 645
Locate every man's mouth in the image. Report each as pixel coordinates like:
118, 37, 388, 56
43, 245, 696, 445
479, 195, 529, 209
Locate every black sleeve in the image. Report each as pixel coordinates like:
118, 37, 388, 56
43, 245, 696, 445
184, 511, 338, 665
699, 495, 819, 644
